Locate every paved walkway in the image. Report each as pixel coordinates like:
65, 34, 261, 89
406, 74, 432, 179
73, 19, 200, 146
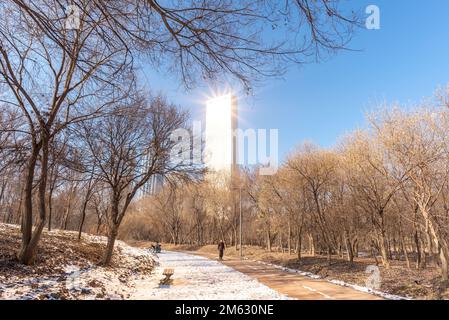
185, 252, 382, 300
131, 251, 290, 300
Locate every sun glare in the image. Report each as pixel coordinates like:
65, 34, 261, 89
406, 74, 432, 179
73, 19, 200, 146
205, 94, 234, 173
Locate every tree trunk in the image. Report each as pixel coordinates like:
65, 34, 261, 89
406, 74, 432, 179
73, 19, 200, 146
78, 195, 89, 240
278, 230, 283, 253
234, 227, 238, 251
62, 205, 70, 230
425, 220, 435, 266
387, 239, 393, 260
14, 191, 23, 225
398, 221, 410, 270
266, 226, 272, 252
47, 167, 57, 232
414, 229, 422, 269
18, 141, 45, 265
401, 236, 411, 269
352, 239, 359, 258
61, 190, 74, 230
439, 246, 449, 282
392, 236, 397, 258
297, 231, 302, 261
308, 234, 315, 256
427, 214, 449, 281
379, 234, 390, 269
103, 225, 118, 265
95, 207, 103, 235
344, 231, 354, 264
371, 241, 380, 266
0, 181, 6, 222
376, 218, 391, 269
288, 221, 291, 255
18, 147, 38, 263
47, 189, 54, 231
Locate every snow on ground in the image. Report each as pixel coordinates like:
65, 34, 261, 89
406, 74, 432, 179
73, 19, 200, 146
130, 251, 292, 300
1, 224, 290, 300
0, 223, 154, 300
56, 242, 156, 300
0, 244, 155, 300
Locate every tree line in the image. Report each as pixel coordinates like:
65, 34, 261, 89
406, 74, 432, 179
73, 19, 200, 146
127, 102, 449, 282
0, 0, 359, 265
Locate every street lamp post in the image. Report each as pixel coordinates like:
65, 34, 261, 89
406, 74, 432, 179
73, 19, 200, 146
232, 179, 243, 259
239, 184, 243, 259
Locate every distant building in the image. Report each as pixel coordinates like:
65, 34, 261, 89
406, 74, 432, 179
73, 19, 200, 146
204, 94, 238, 186
138, 152, 165, 197
141, 174, 164, 196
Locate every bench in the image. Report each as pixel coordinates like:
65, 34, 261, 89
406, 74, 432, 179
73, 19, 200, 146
159, 268, 174, 285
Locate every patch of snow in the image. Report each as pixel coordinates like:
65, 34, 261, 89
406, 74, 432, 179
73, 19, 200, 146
130, 251, 293, 300
357, 251, 371, 258
0, 228, 156, 300
328, 279, 411, 300
255, 261, 321, 279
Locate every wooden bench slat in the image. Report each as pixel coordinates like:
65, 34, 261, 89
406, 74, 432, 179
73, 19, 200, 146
160, 269, 175, 285
163, 269, 174, 275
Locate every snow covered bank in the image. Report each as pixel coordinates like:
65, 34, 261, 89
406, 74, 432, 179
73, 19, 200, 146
131, 251, 292, 300
0, 223, 155, 300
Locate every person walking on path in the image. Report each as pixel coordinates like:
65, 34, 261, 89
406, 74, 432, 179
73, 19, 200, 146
218, 240, 226, 260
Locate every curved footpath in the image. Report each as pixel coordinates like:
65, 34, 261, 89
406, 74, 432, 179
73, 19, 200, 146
205, 254, 383, 300
131, 251, 291, 300
133, 250, 382, 300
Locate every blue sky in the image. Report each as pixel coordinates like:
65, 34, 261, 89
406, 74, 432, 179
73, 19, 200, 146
140, 0, 449, 162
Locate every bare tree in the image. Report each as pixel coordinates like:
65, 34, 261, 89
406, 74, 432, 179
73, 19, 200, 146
0, 0, 133, 264
287, 144, 339, 264
1, 0, 362, 264
374, 108, 449, 280
113, 98, 449, 289
8, 0, 361, 90
76, 94, 199, 264
154, 187, 184, 245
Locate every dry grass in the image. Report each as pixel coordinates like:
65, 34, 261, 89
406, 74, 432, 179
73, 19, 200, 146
1, 224, 104, 279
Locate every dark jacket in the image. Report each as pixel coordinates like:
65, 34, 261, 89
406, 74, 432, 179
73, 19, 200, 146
218, 242, 225, 251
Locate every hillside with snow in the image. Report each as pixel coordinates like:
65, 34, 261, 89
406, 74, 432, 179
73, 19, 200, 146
0, 223, 155, 299
0, 224, 290, 300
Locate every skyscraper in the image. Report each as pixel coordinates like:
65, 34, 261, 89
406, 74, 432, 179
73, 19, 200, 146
204, 94, 242, 256
204, 94, 238, 184
138, 152, 165, 197
142, 174, 164, 196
